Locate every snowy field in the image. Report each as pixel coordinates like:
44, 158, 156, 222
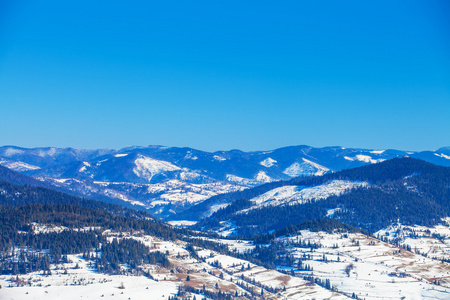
0, 254, 179, 300
376, 220, 450, 261
276, 229, 450, 299
1, 230, 349, 300
4, 222, 450, 299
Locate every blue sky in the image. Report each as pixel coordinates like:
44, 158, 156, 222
1, 1, 449, 151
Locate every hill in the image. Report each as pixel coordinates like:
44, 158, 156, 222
194, 158, 450, 235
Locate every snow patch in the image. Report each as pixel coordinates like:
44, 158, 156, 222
260, 157, 277, 168
226, 174, 260, 187
178, 170, 202, 181
37, 147, 57, 157
146, 179, 245, 206
283, 158, 329, 177
78, 161, 91, 173
255, 171, 273, 183
167, 220, 197, 227
213, 155, 226, 161
435, 153, 450, 160
344, 155, 386, 164
326, 207, 342, 217
0, 159, 41, 172
3, 148, 25, 157
207, 203, 232, 216
184, 152, 198, 160
370, 150, 385, 154
133, 155, 180, 182
114, 153, 128, 157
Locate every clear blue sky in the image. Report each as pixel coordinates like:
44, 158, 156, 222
1, 1, 449, 151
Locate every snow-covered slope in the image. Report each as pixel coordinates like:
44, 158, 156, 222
260, 157, 277, 167
133, 155, 181, 182
283, 158, 329, 176
242, 180, 368, 212
344, 154, 386, 164
39, 175, 246, 216
0, 158, 41, 172
274, 229, 450, 299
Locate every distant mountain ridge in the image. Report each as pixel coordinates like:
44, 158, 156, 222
1, 145, 449, 217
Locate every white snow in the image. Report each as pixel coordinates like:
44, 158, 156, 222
225, 174, 260, 187
167, 220, 197, 227
370, 150, 385, 154
37, 147, 58, 157
275, 229, 450, 300
255, 171, 273, 183
435, 153, 450, 160
133, 155, 180, 182
8, 220, 450, 300
213, 155, 226, 161
283, 158, 329, 177
376, 221, 450, 261
45, 173, 246, 211
259, 157, 277, 168
78, 161, 91, 173
241, 180, 368, 212
3, 147, 25, 157
184, 152, 198, 160
344, 155, 386, 164
0, 159, 41, 172
114, 153, 128, 157
326, 207, 342, 216
0, 256, 179, 300
207, 203, 232, 216
178, 170, 202, 181
146, 179, 245, 206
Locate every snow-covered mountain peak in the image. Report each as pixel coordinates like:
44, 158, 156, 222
133, 155, 181, 182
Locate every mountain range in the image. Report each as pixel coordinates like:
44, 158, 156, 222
1, 145, 449, 219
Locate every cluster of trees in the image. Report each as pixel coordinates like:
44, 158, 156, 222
0, 250, 55, 275
0, 197, 178, 275
0, 182, 274, 276
253, 219, 360, 244
97, 238, 170, 274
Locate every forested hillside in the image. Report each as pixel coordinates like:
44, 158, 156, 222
196, 158, 450, 235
